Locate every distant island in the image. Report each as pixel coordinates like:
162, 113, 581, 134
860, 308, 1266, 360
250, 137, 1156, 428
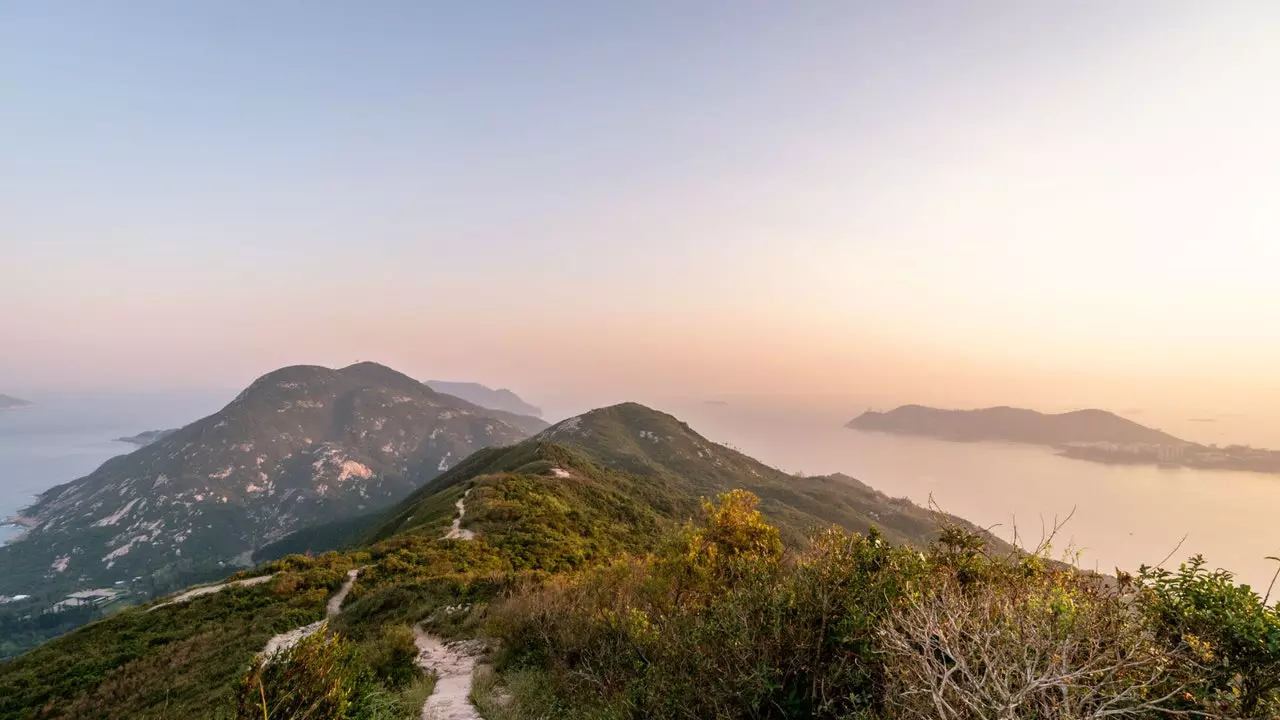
0, 395, 33, 411
114, 429, 177, 446
848, 405, 1280, 474
425, 381, 541, 417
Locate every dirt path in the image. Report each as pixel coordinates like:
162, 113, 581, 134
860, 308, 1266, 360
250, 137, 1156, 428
260, 567, 361, 659
149, 574, 274, 611
326, 567, 360, 615
443, 488, 475, 540
413, 626, 483, 720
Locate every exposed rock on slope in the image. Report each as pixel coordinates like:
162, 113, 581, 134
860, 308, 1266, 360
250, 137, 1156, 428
0, 362, 545, 597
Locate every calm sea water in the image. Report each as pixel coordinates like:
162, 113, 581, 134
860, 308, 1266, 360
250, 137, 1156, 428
674, 402, 1280, 596
0, 392, 230, 542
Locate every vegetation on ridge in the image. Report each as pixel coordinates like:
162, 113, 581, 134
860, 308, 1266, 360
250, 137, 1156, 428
2, 402, 1276, 719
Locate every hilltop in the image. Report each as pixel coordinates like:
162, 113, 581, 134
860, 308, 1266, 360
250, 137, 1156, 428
0, 362, 545, 606
848, 404, 1182, 446
0, 394, 33, 410
426, 381, 542, 417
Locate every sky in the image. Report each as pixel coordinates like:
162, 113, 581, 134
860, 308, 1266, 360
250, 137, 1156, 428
3, 2, 1280, 420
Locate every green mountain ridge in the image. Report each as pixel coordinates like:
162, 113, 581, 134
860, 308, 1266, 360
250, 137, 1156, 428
0, 362, 545, 605
7, 401, 1271, 719
0, 401, 997, 718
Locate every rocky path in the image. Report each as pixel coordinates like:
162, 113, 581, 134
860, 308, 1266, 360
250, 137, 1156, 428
443, 488, 475, 540
260, 567, 361, 659
149, 574, 274, 611
413, 626, 483, 720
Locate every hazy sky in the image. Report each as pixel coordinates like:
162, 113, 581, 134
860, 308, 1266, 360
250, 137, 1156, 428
4, 2, 1279, 416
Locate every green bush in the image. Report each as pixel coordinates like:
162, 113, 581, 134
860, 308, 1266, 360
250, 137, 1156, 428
362, 624, 420, 688
233, 624, 373, 720
490, 492, 927, 718
1139, 557, 1280, 717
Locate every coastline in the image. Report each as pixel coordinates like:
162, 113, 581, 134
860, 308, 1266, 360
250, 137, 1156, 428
1, 514, 38, 545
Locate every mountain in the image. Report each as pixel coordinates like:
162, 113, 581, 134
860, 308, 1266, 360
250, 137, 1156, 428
370, 402, 998, 552
425, 380, 542, 417
0, 394, 33, 410
847, 404, 1183, 447
10, 403, 1267, 720
114, 429, 177, 446
0, 401, 1009, 719
0, 362, 546, 601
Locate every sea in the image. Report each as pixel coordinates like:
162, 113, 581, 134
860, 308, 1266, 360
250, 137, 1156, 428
0, 392, 230, 542
671, 400, 1280, 597
3, 391, 1278, 597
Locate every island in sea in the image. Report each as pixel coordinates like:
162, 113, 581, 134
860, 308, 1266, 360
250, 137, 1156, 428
847, 404, 1280, 474
0, 394, 33, 411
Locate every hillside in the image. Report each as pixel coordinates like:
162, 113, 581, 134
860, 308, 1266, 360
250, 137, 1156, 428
113, 429, 176, 446
0, 402, 995, 716
0, 394, 33, 410
848, 404, 1183, 446
528, 402, 981, 547
426, 381, 542, 417
0, 362, 545, 604
286, 402, 996, 555
1, 402, 1274, 719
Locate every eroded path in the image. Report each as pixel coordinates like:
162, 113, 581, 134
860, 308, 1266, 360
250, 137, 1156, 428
149, 574, 274, 611
414, 626, 483, 720
260, 567, 361, 659
443, 488, 475, 540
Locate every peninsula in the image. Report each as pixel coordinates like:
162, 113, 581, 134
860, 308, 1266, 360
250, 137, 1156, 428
848, 405, 1280, 474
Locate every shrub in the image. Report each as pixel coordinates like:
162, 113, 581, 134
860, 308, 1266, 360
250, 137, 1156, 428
1139, 556, 1280, 717
490, 492, 926, 718
362, 624, 420, 688
881, 565, 1182, 719
233, 624, 376, 720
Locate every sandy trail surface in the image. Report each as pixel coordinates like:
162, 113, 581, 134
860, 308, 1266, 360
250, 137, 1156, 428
443, 488, 475, 540
149, 574, 274, 611
260, 567, 361, 659
413, 626, 483, 720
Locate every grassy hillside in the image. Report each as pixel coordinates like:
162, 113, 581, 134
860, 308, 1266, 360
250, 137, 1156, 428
3, 403, 1275, 719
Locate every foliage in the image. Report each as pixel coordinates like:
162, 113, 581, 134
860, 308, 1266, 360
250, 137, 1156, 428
1139, 557, 1280, 717
233, 624, 369, 720
490, 492, 929, 718
489, 492, 1280, 719
0, 553, 354, 720
881, 565, 1180, 719
6, 405, 1279, 720
360, 624, 421, 688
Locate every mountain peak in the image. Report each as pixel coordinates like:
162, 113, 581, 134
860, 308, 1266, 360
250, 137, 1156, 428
0, 362, 546, 601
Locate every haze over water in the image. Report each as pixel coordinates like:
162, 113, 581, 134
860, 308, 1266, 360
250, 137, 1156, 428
674, 400, 1280, 596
